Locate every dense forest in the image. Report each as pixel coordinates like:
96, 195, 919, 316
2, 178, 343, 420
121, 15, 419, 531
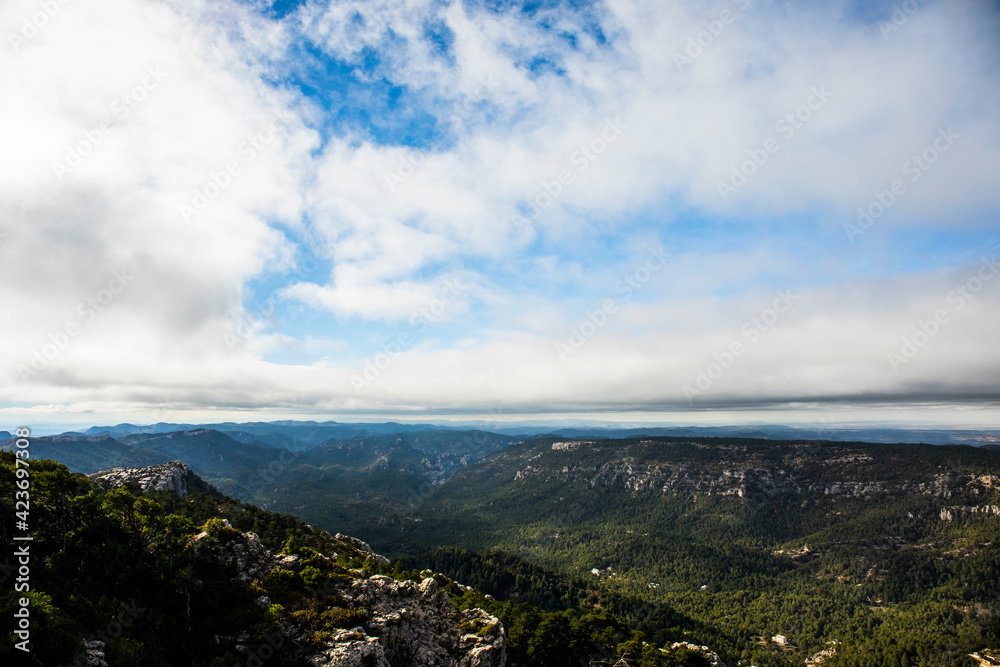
355, 437, 1000, 666
4, 432, 1000, 666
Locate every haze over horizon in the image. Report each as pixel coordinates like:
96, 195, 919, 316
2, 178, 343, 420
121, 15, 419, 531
2, 0, 999, 428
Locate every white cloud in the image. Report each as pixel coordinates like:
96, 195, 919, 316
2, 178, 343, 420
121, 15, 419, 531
0, 0, 316, 396
1, 0, 998, 424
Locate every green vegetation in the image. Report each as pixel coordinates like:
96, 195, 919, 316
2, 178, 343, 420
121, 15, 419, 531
0, 452, 709, 666
380, 560, 710, 667
5, 432, 1000, 666
369, 437, 1000, 666
0, 453, 393, 665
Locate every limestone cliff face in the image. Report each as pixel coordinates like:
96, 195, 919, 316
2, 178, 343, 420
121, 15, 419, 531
939, 505, 1000, 521
504, 440, 1000, 505
88, 460, 192, 496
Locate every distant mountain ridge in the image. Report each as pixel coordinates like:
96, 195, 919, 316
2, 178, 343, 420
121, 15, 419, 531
542, 424, 1000, 446
5, 424, 1000, 665
0, 426, 523, 510
0, 433, 167, 473
66, 419, 1000, 448
0, 428, 290, 486
79, 420, 446, 450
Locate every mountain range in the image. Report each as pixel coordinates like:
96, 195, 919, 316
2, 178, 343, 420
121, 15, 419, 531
53, 420, 1000, 448
4, 421, 1000, 665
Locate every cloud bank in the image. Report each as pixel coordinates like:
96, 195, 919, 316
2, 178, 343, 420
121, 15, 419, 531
1, 0, 998, 425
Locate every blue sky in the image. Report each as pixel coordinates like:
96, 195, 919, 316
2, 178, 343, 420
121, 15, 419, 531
1, 0, 999, 428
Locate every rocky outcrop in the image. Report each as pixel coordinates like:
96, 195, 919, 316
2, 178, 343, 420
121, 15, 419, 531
89, 461, 192, 497
939, 505, 1000, 521
81, 640, 109, 666
90, 461, 505, 666
193, 519, 275, 581
334, 533, 391, 566
806, 641, 840, 666
969, 650, 1000, 667
211, 530, 505, 666
309, 628, 386, 666
196, 515, 502, 665
666, 641, 726, 667
523, 443, 1000, 505
307, 575, 505, 667
551, 441, 587, 451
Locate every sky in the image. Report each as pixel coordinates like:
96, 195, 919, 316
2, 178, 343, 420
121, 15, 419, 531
1, 0, 999, 430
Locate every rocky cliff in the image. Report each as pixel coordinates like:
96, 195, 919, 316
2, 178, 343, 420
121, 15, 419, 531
307, 574, 505, 667
89, 460, 194, 496
500, 439, 1000, 506
206, 521, 506, 667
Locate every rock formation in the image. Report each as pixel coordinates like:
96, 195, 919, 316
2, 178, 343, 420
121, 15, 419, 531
305, 575, 505, 667
667, 641, 727, 667
88, 460, 192, 497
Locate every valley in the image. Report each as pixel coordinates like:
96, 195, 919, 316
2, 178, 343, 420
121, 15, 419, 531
4, 423, 999, 665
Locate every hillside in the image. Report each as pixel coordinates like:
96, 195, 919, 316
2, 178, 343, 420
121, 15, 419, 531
1, 428, 518, 523
239, 430, 521, 527
0, 429, 286, 479
3, 454, 722, 667
0, 433, 168, 473
0, 454, 509, 666
367, 436, 1000, 666
7, 430, 1000, 666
